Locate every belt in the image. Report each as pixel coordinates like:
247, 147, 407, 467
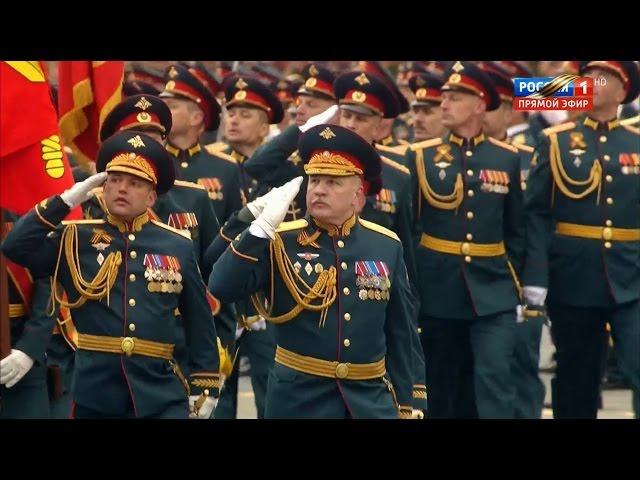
275, 346, 385, 380
420, 233, 506, 257
556, 222, 640, 242
9, 303, 25, 318
77, 333, 174, 360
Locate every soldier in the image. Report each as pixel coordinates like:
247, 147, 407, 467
408, 71, 446, 142
209, 125, 418, 419
123, 63, 165, 97
160, 64, 243, 225
1, 131, 220, 419
409, 61, 525, 418
480, 61, 545, 419
245, 62, 339, 222
493, 61, 534, 145
0, 212, 57, 418
522, 60, 640, 419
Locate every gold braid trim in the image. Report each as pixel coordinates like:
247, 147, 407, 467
415, 147, 463, 214
506, 259, 523, 302
250, 233, 337, 327
548, 132, 601, 205
49, 224, 122, 313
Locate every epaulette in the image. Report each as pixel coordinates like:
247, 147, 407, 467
542, 121, 576, 137
381, 155, 410, 175
512, 143, 534, 153
376, 143, 409, 156
358, 218, 400, 242
409, 137, 442, 152
208, 150, 237, 165
204, 141, 229, 153
487, 137, 519, 153
174, 179, 206, 190
621, 124, 640, 135
151, 220, 191, 239
620, 115, 640, 127
61, 219, 105, 226
276, 219, 308, 233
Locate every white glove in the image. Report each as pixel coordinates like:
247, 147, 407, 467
0, 349, 35, 388
516, 305, 525, 323
246, 184, 286, 219
523, 286, 547, 307
60, 171, 108, 208
248, 316, 267, 331
252, 176, 303, 240
299, 105, 339, 133
188, 394, 218, 419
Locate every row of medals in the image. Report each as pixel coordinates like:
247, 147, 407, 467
356, 274, 391, 301
374, 201, 396, 213
145, 267, 183, 293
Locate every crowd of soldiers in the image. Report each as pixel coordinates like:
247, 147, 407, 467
1, 59, 639, 419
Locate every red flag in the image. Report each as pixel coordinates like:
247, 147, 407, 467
58, 61, 124, 166
0, 61, 80, 217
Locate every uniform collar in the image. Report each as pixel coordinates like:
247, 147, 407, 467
448, 131, 485, 148
583, 116, 620, 131
165, 142, 202, 158
107, 211, 150, 233
312, 213, 358, 238
379, 134, 394, 146
230, 149, 246, 164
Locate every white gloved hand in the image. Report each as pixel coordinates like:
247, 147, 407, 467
248, 316, 267, 331
246, 184, 286, 219
299, 105, 340, 133
188, 394, 218, 419
523, 286, 548, 306
60, 171, 108, 208
235, 324, 245, 340
252, 176, 304, 240
0, 349, 35, 388
516, 305, 525, 323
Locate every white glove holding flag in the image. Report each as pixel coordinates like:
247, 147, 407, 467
299, 105, 340, 133
60, 171, 107, 208
0, 349, 35, 388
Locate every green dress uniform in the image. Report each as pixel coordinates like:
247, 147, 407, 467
0, 213, 56, 419
524, 111, 640, 418
1, 132, 221, 419
209, 124, 417, 418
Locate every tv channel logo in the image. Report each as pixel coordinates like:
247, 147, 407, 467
513, 75, 593, 111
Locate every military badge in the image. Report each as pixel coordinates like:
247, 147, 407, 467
143, 254, 182, 294
374, 188, 397, 214
355, 261, 391, 301
619, 153, 640, 175
479, 169, 510, 194
197, 177, 224, 200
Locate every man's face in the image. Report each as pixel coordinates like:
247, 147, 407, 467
295, 95, 336, 125
163, 97, 202, 137
306, 174, 362, 225
224, 106, 269, 145
482, 102, 511, 138
440, 90, 485, 130
538, 61, 567, 77
412, 103, 445, 141
102, 172, 156, 219
339, 108, 382, 143
584, 67, 626, 110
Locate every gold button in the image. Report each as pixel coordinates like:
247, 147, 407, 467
599, 135, 607, 143
417, 328, 423, 334
604, 242, 612, 249
602, 227, 613, 240
337, 240, 345, 248
341, 262, 348, 270
343, 287, 350, 295
467, 211, 474, 219
606, 197, 613, 205
465, 150, 473, 157
467, 169, 474, 176
121, 337, 135, 356
128, 324, 136, 332
344, 313, 351, 321
335, 363, 349, 379
606, 220, 613, 227
129, 298, 136, 307
128, 234, 136, 241
130, 251, 137, 259
464, 256, 472, 263
606, 175, 613, 183
343, 339, 351, 347
129, 274, 136, 282
467, 190, 474, 197
181, 161, 188, 168
466, 233, 473, 241
461, 242, 471, 255
604, 154, 611, 161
